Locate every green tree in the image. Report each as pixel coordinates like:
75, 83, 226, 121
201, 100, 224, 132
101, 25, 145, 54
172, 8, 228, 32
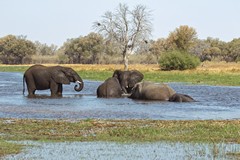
189, 39, 210, 61
167, 25, 197, 51
202, 37, 228, 61
227, 38, 240, 62
63, 37, 82, 64
0, 35, 36, 64
149, 38, 168, 61
31, 41, 59, 64
63, 33, 104, 64
93, 3, 152, 70
35, 41, 58, 56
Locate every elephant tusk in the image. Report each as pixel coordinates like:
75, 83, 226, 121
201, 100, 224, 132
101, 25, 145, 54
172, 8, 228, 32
75, 80, 82, 84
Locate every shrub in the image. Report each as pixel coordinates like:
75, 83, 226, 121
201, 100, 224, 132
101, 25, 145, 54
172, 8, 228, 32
159, 50, 200, 70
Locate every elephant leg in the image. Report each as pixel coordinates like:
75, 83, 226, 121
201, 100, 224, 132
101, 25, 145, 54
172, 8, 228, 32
57, 84, 63, 96
50, 82, 59, 97
27, 88, 36, 98
25, 75, 36, 97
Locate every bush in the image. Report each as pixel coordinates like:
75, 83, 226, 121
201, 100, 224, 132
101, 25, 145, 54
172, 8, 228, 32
159, 50, 200, 70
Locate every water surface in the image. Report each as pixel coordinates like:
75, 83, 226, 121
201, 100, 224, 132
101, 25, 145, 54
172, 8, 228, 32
1, 72, 240, 160
4, 141, 240, 160
0, 72, 239, 120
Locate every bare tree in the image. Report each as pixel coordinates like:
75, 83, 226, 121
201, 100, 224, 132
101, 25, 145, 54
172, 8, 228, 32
93, 3, 152, 70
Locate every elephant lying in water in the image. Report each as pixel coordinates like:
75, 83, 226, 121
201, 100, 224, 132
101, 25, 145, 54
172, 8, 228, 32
129, 81, 195, 102
23, 65, 84, 97
97, 70, 144, 98
97, 77, 123, 98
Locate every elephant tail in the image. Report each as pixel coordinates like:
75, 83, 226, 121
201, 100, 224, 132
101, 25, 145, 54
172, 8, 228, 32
23, 75, 25, 95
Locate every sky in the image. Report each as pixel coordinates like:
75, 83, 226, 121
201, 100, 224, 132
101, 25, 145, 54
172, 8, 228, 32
1, 0, 240, 47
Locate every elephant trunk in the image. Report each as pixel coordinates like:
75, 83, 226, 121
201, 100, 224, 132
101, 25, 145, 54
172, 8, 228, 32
74, 80, 84, 92
73, 75, 84, 92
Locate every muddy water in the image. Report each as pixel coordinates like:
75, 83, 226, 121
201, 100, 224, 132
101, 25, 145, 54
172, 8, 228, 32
0, 72, 240, 120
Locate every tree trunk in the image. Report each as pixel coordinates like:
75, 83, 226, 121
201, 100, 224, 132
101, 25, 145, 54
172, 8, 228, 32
123, 50, 129, 71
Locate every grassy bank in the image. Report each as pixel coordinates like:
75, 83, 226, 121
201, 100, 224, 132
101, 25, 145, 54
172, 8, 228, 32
0, 139, 23, 157
1, 62, 240, 85
0, 119, 240, 157
1, 119, 240, 143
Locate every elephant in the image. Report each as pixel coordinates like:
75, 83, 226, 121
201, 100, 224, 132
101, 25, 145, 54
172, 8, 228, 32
97, 77, 123, 98
112, 70, 144, 94
169, 93, 196, 102
129, 81, 195, 102
23, 64, 84, 97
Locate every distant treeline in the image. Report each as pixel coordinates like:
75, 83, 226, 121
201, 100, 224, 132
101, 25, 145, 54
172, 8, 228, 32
0, 25, 239, 65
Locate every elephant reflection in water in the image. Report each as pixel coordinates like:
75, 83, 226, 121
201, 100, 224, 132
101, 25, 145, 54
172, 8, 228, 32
129, 81, 196, 102
23, 65, 84, 97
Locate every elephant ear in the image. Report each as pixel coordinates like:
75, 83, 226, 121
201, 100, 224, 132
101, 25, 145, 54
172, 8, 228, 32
112, 70, 122, 78
52, 70, 70, 84
129, 70, 144, 87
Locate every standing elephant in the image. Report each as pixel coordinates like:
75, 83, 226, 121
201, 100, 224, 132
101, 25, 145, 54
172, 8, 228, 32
129, 81, 195, 102
113, 70, 144, 94
23, 64, 84, 97
97, 77, 123, 98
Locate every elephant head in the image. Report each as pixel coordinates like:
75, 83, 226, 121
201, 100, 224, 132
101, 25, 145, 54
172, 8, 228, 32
113, 70, 144, 94
52, 66, 84, 92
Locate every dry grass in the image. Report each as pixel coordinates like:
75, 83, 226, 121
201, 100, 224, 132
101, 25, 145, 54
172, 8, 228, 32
1, 61, 240, 73
196, 61, 240, 73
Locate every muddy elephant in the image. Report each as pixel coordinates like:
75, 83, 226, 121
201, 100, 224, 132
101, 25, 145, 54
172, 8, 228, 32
23, 64, 84, 97
113, 70, 144, 94
129, 81, 195, 102
97, 77, 123, 98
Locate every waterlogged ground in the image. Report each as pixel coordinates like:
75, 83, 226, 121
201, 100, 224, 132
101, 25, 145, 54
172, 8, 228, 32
0, 72, 240, 120
1, 72, 240, 159
4, 141, 240, 160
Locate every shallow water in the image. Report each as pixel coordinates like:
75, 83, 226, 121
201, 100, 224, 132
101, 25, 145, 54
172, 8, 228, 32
0, 72, 240, 120
4, 141, 240, 160
1, 72, 240, 159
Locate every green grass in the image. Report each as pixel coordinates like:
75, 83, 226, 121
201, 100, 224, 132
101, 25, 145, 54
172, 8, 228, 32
143, 71, 240, 86
0, 65, 29, 72
78, 70, 240, 86
0, 119, 240, 143
0, 139, 23, 157
1, 65, 240, 86
1, 119, 240, 158
78, 70, 112, 81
